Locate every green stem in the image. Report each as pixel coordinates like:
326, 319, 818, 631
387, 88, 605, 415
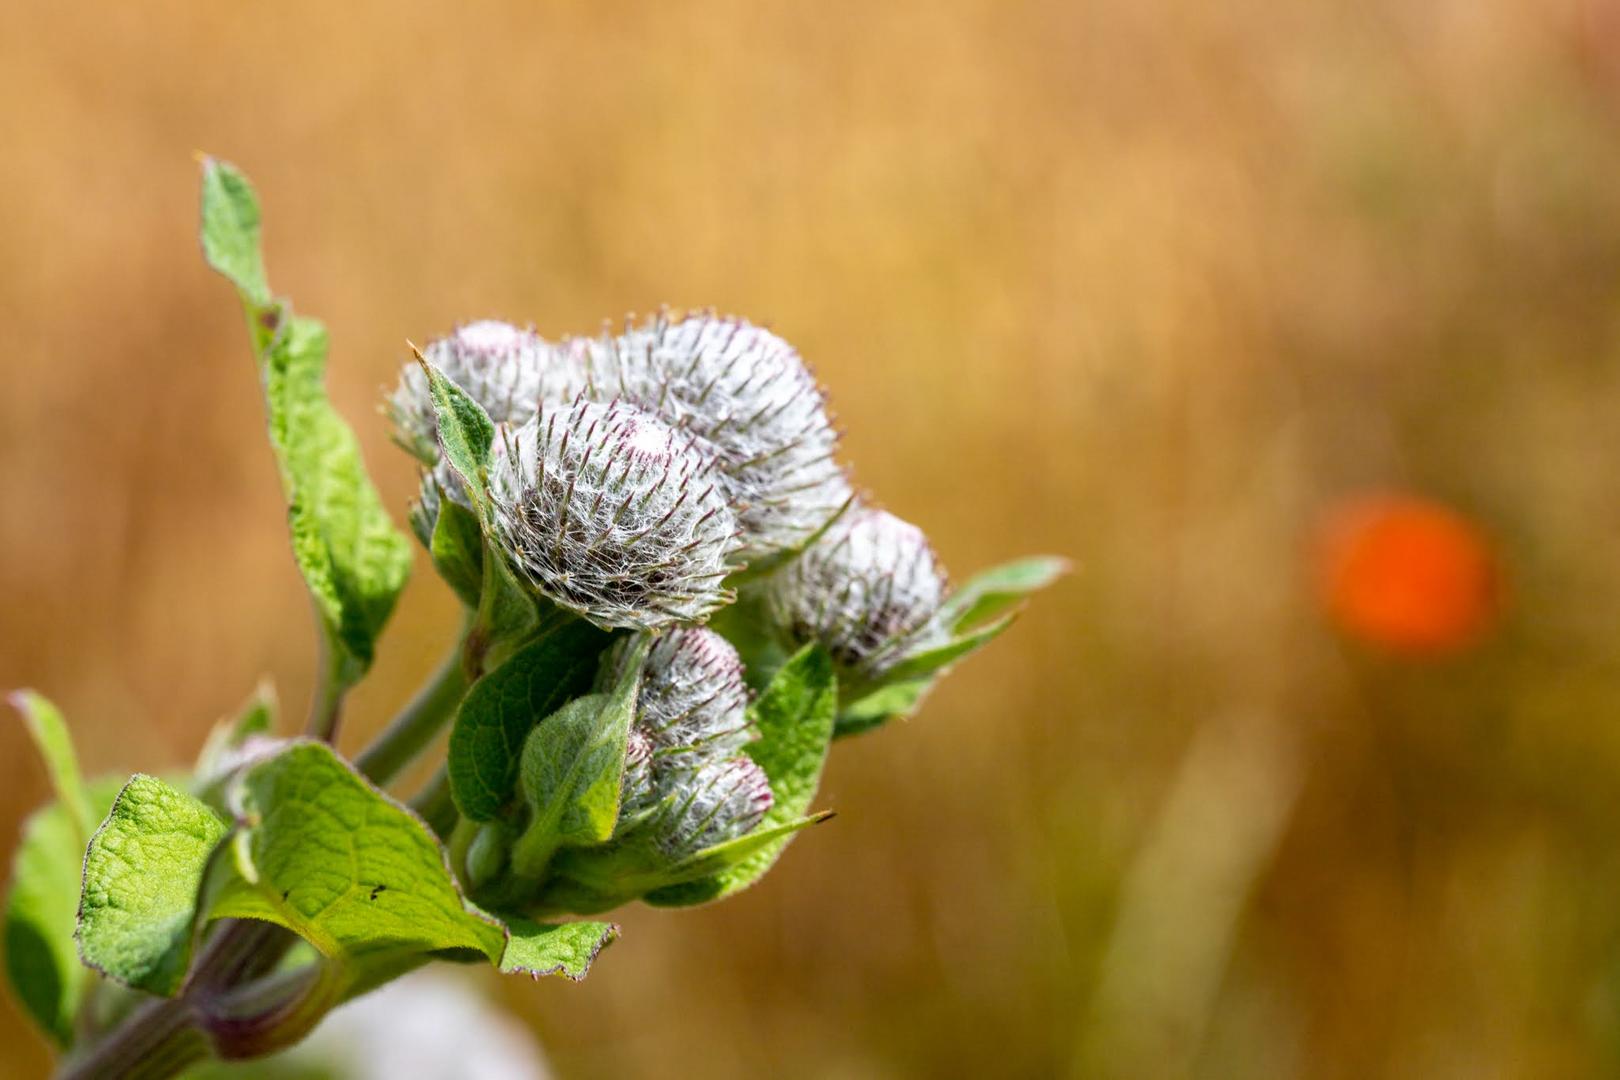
355, 640, 469, 785
305, 625, 347, 742
409, 765, 457, 837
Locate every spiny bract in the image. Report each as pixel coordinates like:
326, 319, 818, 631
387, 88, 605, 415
390, 320, 556, 463
570, 312, 852, 559
649, 755, 773, 857
599, 628, 753, 761
768, 502, 949, 679
489, 398, 741, 630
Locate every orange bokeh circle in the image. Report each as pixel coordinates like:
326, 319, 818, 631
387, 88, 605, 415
1315, 494, 1500, 656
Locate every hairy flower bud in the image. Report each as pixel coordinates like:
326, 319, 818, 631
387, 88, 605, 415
389, 320, 562, 463
769, 503, 948, 678
488, 399, 741, 630
599, 628, 753, 761
650, 755, 773, 857
576, 312, 851, 559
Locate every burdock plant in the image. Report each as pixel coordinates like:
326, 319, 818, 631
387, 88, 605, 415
3, 160, 1066, 1079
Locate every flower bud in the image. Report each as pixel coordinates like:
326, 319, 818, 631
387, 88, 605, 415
389, 320, 564, 463
769, 503, 948, 678
650, 755, 773, 857
599, 628, 753, 762
488, 398, 741, 630
579, 312, 852, 559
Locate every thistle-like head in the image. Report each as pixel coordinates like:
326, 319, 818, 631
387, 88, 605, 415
649, 755, 773, 857
599, 628, 753, 761
580, 312, 852, 559
389, 320, 561, 463
769, 503, 948, 679
488, 398, 741, 630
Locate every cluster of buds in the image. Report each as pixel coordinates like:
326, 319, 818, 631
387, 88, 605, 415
599, 628, 766, 854
387, 310, 1000, 907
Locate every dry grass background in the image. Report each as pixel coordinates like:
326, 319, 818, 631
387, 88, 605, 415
5, 2, 1620, 1077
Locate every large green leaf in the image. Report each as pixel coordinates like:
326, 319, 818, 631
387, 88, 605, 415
448, 621, 614, 822
199, 157, 410, 685
214, 743, 614, 981
209, 742, 505, 963
5, 778, 124, 1045
646, 644, 837, 907
77, 775, 230, 996
510, 642, 647, 878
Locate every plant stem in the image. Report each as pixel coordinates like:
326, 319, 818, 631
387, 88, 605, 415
410, 765, 457, 837
305, 625, 347, 742
355, 637, 469, 785
56, 996, 209, 1080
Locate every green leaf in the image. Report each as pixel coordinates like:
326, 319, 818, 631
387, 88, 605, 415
9, 691, 92, 847
499, 916, 617, 981
198, 156, 271, 311
878, 614, 1017, 686
5, 778, 123, 1045
645, 644, 837, 907
834, 678, 933, 739
77, 776, 231, 996
194, 680, 278, 783
265, 316, 414, 682
449, 621, 613, 822
511, 641, 648, 876
937, 555, 1069, 633
429, 497, 485, 609
199, 158, 411, 686
415, 357, 494, 518
209, 742, 506, 964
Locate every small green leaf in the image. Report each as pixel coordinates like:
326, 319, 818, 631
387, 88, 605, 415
5, 778, 123, 1045
499, 916, 617, 981
194, 680, 278, 783
645, 644, 837, 907
415, 357, 494, 519
879, 614, 1017, 687
77, 776, 231, 996
937, 555, 1069, 633
198, 156, 271, 310
199, 158, 411, 686
9, 691, 92, 847
511, 642, 647, 876
834, 678, 933, 739
430, 497, 485, 609
449, 621, 613, 822
210, 742, 505, 963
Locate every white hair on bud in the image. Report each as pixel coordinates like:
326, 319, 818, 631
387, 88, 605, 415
599, 628, 753, 761
489, 398, 741, 630
389, 320, 573, 463
652, 755, 773, 857
619, 726, 657, 817
769, 503, 948, 678
573, 312, 852, 559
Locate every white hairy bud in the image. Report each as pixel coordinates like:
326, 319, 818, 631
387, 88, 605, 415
599, 628, 753, 761
488, 399, 741, 630
389, 320, 563, 463
619, 726, 657, 817
651, 755, 773, 857
576, 312, 852, 559
769, 503, 948, 678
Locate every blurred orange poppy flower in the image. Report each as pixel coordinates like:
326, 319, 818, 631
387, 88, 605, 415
1315, 493, 1500, 656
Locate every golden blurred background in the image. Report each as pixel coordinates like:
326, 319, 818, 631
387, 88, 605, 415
6, 1, 1620, 1076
